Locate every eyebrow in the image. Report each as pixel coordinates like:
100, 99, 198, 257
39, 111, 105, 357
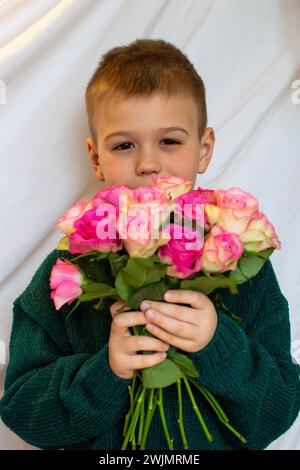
104, 126, 189, 141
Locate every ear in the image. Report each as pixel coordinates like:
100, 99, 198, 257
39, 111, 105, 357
197, 127, 215, 174
86, 136, 105, 182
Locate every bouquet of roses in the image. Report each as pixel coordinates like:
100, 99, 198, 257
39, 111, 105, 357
49, 176, 281, 450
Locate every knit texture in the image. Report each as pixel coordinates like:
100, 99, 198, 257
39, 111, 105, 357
0, 249, 299, 450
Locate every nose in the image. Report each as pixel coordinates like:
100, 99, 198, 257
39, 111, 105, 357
135, 149, 162, 177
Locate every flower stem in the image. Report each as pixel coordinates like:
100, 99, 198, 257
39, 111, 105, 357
140, 388, 157, 450
176, 379, 189, 449
157, 388, 174, 450
132, 325, 139, 335
188, 379, 246, 444
189, 379, 229, 422
132, 383, 143, 408
122, 409, 131, 438
200, 386, 229, 422
121, 387, 146, 450
222, 421, 247, 444
131, 431, 136, 449
182, 375, 213, 442
123, 371, 138, 437
131, 372, 137, 408
137, 388, 146, 445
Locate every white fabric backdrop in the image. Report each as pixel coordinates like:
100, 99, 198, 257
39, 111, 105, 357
0, 0, 299, 450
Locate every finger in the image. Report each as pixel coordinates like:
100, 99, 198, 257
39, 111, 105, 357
110, 299, 130, 318
145, 321, 195, 351
111, 311, 147, 332
145, 308, 195, 340
163, 289, 212, 309
146, 323, 199, 352
130, 352, 168, 370
141, 300, 197, 325
124, 335, 170, 353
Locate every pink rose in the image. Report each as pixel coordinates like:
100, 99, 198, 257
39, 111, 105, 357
50, 259, 84, 310
173, 189, 210, 225
132, 186, 167, 204
116, 183, 174, 257
206, 187, 259, 235
151, 176, 193, 200
53, 199, 92, 235
196, 187, 217, 205
157, 224, 204, 279
239, 211, 281, 252
92, 185, 133, 212
120, 198, 173, 258
201, 225, 244, 273
69, 205, 122, 254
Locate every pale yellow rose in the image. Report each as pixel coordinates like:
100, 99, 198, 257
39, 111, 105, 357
239, 211, 281, 252
151, 176, 193, 200
206, 187, 259, 235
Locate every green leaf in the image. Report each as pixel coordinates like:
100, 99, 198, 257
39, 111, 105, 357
227, 265, 248, 284
78, 293, 104, 302
166, 346, 177, 360
244, 247, 274, 260
92, 295, 119, 311
76, 256, 114, 285
141, 358, 183, 388
69, 251, 106, 262
228, 311, 243, 326
82, 281, 117, 295
211, 291, 243, 326
92, 298, 105, 311
115, 271, 136, 301
74, 281, 118, 303
172, 352, 199, 378
167, 277, 181, 287
127, 279, 170, 310
119, 257, 168, 290
108, 252, 129, 277
181, 275, 238, 295
229, 255, 266, 283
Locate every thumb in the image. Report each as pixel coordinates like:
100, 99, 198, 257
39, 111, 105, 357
109, 299, 131, 318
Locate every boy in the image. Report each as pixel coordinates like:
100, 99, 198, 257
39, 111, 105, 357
0, 39, 299, 450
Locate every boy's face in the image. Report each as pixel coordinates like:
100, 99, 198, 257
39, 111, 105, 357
87, 92, 215, 189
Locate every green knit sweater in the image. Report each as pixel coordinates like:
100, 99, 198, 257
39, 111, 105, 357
0, 249, 299, 450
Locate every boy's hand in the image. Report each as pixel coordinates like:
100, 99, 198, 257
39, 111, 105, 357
108, 300, 170, 380
140, 290, 218, 353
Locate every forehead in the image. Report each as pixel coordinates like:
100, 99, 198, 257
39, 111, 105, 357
93, 92, 198, 135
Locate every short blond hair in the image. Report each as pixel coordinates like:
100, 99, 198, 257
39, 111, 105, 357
85, 38, 207, 143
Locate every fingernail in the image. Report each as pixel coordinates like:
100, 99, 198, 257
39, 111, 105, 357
161, 352, 167, 359
140, 301, 150, 310
163, 344, 170, 350
146, 310, 155, 320
164, 291, 172, 300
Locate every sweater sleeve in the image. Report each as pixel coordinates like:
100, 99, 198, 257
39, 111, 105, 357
187, 259, 300, 450
0, 299, 131, 449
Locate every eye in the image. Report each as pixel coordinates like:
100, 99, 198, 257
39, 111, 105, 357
161, 139, 181, 145
112, 138, 181, 151
113, 142, 134, 151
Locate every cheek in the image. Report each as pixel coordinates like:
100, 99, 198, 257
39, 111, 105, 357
167, 153, 198, 180
102, 157, 132, 185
